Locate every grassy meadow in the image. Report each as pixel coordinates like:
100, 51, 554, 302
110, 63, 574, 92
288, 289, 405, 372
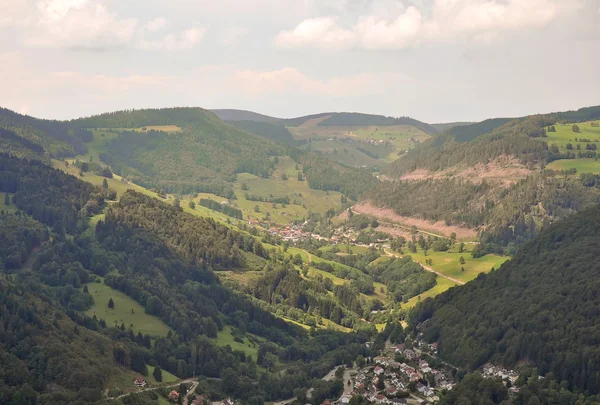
547, 158, 600, 174
288, 121, 431, 167
402, 277, 459, 309
147, 365, 179, 384
212, 325, 263, 358
407, 246, 508, 284
85, 279, 171, 337
545, 122, 600, 153
543, 121, 600, 174
191, 156, 344, 224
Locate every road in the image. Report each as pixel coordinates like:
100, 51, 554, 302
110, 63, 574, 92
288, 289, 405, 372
385, 249, 465, 285
112, 378, 198, 400
183, 380, 200, 405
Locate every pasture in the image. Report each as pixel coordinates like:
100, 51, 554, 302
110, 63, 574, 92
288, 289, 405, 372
408, 246, 508, 284
544, 121, 600, 153
402, 277, 459, 309
212, 325, 263, 358
147, 365, 179, 384
192, 156, 344, 224
547, 158, 600, 174
289, 122, 431, 167
85, 279, 171, 337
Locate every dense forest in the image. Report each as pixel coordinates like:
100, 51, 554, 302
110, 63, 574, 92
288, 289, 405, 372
302, 155, 377, 200
227, 120, 299, 146
99, 128, 280, 196
0, 107, 87, 158
411, 203, 600, 395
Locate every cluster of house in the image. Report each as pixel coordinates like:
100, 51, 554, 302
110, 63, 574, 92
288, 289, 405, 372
482, 363, 520, 395
334, 348, 456, 405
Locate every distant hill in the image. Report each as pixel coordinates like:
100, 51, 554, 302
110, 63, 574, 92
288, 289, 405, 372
412, 203, 600, 395
307, 113, 438, 135
430, 122, 474, 132
210, 109, 282, 124
212, 109, 438, 135
442, 118, 512, 142
75, 108, 283, 197
0, 107, 88, 158
226, 120, 298, 146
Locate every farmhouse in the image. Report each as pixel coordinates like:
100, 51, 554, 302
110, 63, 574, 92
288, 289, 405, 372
134, 377, 146, 387
168, 390, 180, 402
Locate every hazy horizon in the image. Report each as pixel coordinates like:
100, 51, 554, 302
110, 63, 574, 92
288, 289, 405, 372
2, 0, 599, 123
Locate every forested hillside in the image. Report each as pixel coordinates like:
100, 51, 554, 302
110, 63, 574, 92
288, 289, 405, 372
227, 120, 298, 145
412, 204, 600, 394
312, 113, 438, 135
0, 107, 88, 158
99, 127, 280, 197
365, 105, 600, 252
0, 154, 375, 404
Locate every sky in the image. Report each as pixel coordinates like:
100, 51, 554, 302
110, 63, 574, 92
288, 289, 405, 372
1, 0, 599, 123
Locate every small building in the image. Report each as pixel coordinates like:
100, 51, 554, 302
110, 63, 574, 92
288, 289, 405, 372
134, 378, 146, 387
168, 391, 180, 402
374, 366, 384, 375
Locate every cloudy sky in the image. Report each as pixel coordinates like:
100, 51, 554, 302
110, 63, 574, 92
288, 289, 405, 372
1, 0, 599, 123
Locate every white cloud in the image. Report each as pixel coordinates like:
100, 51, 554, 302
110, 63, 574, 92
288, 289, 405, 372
146, 17, 168, 32
221, 26, 248, 45
9, 0, 204, 51
275, 0, 569, 50
138, 27, 205, 51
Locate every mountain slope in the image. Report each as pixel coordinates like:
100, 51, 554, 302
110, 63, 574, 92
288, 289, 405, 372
71, 108, 283, 197
210, 109, 281, 123
1, 153, 374, 403
412, 203, 600, 394
0, 107, 88, 158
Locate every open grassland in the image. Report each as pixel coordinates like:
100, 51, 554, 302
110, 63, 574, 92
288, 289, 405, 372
147, 365, 179, 384
213, 325, 263, 358
547, 158, 600, 174
407, 246, 508, 284
289, 123, 430, 167
192, 157, 343, 225
402, 277, 459, 309
85, 279, 171, 337
52, 158, 161, 199
545, 121, 600, 153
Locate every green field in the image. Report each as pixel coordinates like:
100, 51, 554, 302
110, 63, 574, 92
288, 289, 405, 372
288, 120, 430, 167
407, 246, 508, 284
212, 325, 263, 358
147, 365, 179, 384
85, 279, 171, 337
544, 121, 600, 153
547, 158, 600, 174
192, 156, 344, 224
403, 277, 459, 309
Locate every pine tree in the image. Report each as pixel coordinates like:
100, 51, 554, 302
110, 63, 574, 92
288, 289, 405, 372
4, 193, 9, 206
83, 285, 89, 293
108, 297, 115, 309
102, 178, 108, 188
153, 365, 163, 382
